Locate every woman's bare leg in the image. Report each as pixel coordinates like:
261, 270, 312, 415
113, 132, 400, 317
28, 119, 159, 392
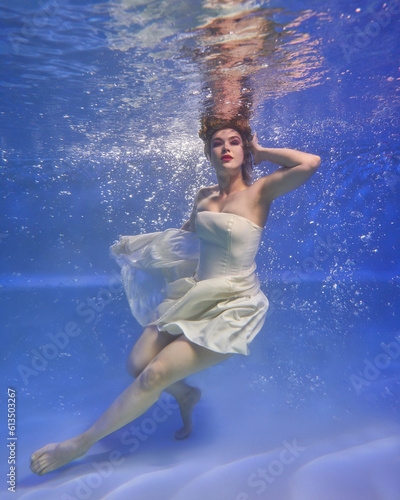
126, 326, 201, 439
30, 336, 231, 475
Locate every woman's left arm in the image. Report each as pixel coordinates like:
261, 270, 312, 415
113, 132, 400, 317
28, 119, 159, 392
252, 133, 321, 202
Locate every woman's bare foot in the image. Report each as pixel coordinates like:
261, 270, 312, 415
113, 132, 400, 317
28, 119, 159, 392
174, 386, 201, 440
30, 386, 201, 474
30, 434, 91, 476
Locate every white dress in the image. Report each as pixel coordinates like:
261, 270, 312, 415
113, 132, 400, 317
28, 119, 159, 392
111, 211, 269, 355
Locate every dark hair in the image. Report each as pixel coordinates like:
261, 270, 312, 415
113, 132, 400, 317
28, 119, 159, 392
198, 116, 254, 185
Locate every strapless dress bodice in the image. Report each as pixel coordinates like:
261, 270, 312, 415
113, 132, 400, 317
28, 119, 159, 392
195, 211, 263, 281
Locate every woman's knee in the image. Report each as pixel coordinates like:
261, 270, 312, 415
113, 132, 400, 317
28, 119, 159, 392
126, 325, 170, 378
137, 361, 168, 392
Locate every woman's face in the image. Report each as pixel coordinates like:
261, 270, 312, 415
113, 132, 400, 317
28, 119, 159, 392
210, 128, 245, 175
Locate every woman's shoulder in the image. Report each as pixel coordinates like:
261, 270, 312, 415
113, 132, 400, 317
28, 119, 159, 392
195, 184, 219, 205
196, 184, 219, 199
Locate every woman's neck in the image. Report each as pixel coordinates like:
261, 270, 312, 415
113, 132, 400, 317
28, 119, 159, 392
217, 174, 247, 196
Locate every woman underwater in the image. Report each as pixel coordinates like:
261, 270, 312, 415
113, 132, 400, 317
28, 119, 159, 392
30, 117, 321, 475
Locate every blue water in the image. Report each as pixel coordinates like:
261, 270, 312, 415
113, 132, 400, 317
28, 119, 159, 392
1, 0, 400, 498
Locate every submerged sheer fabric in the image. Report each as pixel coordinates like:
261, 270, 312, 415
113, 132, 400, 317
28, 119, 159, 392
111, 211, 269, 355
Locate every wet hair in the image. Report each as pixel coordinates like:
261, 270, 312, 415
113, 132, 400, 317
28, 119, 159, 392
198, 116, 254, 185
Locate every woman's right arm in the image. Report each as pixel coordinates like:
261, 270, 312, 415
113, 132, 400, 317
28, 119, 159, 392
180, 187, 211, 231
180, 188, 202, 231
181, 219, 191, 231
